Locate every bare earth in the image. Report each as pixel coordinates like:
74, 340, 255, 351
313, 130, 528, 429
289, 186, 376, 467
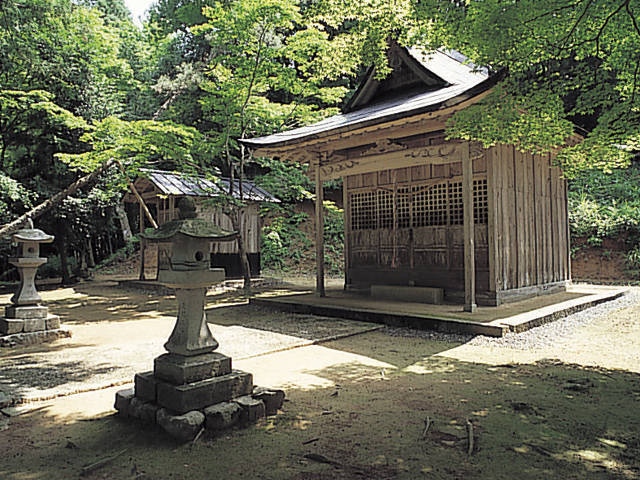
0, 276, 639, 480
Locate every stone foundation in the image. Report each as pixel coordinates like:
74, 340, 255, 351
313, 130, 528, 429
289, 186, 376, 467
115, 385, 285, 442
1, 304, 68, 347
115, 351, 285, 441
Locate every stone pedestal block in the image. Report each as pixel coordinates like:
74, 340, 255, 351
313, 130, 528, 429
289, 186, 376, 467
154, 352, 232, 385
0, 318, 23, 335
5, 305, 48, 319
114, 388, 135, 416
22, 317, 46, 333
129, 398, 161, 424
134, 371, 158, 402
235, 396, 266, 424
204, 402, 241, 431
156, 370, 253, 414
252, 387, 286, 416
45, 315, 60, 330
157, 408, 205, 442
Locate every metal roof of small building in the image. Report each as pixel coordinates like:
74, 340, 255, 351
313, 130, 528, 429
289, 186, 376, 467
241, 48, 500, 150
142, 169, 279, 203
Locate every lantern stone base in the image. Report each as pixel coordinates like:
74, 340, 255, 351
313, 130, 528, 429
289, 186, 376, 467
115, 352, 285, 441
0, 327, 71, 347
1, 305, 68, 346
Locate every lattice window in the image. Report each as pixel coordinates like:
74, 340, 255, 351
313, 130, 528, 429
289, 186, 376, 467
350, 191, 376, 230
397, 187, 411, 228
412, 185, 429, 227
449, 181, 464, 225
378, 189, 393, 229
474, 179, 488, 224
430, 183, 448, 226
350, 177, 488, 230
412, 182, 449, 227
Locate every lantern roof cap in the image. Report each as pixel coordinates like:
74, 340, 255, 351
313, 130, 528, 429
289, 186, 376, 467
12, 219, 54, 243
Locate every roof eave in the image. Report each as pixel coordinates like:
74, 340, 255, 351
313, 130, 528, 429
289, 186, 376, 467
241, 69, 505, 154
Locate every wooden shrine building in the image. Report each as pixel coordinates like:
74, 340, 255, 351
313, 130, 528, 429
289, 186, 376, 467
241, 45, 571, 309
126, 169, 279, 277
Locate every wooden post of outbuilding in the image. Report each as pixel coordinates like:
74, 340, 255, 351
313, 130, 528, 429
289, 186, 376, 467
139, 202, 146, 281
462, 143, 477, 312
315, 156, 326, 297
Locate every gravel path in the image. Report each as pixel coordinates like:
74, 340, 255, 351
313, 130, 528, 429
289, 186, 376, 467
386, 286, 640, 374
386, 286, 640, 349
467, 286, 640, 349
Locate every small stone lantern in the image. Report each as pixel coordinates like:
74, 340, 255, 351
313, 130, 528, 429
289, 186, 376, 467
1, 219, 60, 337
115, 198, 285, 441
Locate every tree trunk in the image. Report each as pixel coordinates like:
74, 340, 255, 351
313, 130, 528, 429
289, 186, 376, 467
229, 208, 251, 290
0, 159, 115, 238
87, 237, 96, 268
115, 200, 133, 243
54, 232, 72, 285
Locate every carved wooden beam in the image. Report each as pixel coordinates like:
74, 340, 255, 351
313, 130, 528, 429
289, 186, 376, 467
308, 143, 467, 180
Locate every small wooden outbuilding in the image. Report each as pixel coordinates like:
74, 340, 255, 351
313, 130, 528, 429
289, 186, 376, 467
126, 169, 279, 277
241, 45, 572, 308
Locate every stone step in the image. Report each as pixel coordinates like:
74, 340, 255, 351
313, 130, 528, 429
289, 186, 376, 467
370, 284, 444, 304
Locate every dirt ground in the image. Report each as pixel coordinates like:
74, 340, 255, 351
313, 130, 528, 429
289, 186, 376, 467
1, 276, 639, 480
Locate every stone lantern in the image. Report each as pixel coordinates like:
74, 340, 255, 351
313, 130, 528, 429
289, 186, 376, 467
115, 198, 284, 441
142, 197, 235, 356
1, 219, 61, 338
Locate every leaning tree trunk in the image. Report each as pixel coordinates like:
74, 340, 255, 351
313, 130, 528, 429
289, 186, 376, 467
0, 159, 115, 238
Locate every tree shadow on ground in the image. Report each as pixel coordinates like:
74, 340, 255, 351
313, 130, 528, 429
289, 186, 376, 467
1, 351, 638, 480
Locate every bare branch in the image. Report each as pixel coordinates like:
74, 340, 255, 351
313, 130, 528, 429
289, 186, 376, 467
559, 0, 596, 48
625, 1, 640, 38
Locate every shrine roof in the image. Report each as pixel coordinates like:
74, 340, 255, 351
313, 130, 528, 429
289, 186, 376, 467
241, 48, 501, 151
141, 169, 279, 203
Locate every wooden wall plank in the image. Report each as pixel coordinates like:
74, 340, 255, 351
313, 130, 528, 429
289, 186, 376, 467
542, 154, 553, 283
514, 146, 527, 287
525, 152, 536, 286
504, 145, 517, 290
550, 164, 560, 281
533, 154, 544, 285
462, 143, 476, 311
486, 147, 499, 294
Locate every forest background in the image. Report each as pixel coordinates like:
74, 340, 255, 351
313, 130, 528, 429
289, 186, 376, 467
1, 0, 640, 285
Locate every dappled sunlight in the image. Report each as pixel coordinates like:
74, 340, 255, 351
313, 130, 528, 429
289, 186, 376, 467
402, 358, 458, 375
236, 344, 396, 391
556, 447, 637, 477
2, 280, 640, 479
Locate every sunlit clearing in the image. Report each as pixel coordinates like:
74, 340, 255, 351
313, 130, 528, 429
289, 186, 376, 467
402, 359, 457, 375
566, 449, 619, 469
236, 344, 396, 391
598, 438, 627, 449
41, 288, 86, 302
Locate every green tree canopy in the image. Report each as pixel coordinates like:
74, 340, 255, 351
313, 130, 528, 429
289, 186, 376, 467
305, 0, 640, 175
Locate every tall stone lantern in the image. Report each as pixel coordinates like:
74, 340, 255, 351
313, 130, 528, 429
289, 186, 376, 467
1, 219, 61, 338
115, 198, 285, 441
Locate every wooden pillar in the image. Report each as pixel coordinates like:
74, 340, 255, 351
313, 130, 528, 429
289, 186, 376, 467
139, 202, 146, 281
315, 157, 326, 297
343, 178, 351, 290
462, 143, 477, 312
